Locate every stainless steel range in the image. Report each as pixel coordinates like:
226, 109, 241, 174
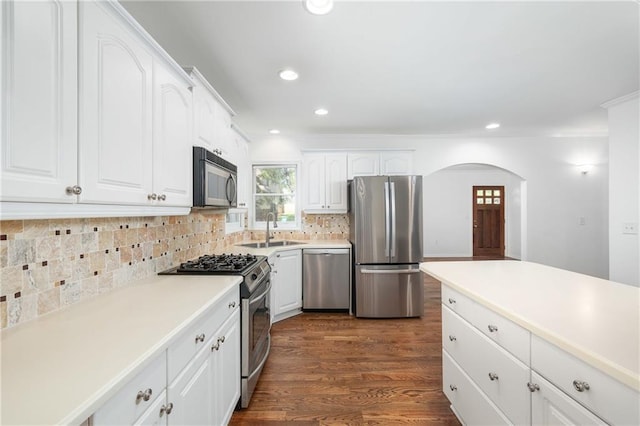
159, 253, 271, 409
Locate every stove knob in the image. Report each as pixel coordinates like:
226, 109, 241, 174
251, 273, 258, 280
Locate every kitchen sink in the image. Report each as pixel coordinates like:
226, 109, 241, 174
237, 240, 306, 249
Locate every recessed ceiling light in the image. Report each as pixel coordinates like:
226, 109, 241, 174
485, 123, 500, 130
269, 129, 281, 134
304, 0, 333, 15
314, 108, 329, 116
278, 69, 299, 81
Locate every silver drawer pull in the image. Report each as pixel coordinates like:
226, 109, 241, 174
160, 402, 174, 416
527, 382, 540, 392
573, 380, 590, 392
488, 372, 499, 381
218, 336, 226, 344
448, 335, 457, 342
135, 388, 152, 404
449, 384, 457, 391
487, 325, 498, 332
228, 301, 236, 309
195, 333, 205, 343
211, 342, 220, 351
448, 298, 456, 304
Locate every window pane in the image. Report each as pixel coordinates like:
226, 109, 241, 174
485, 190, 493, 196
485, 198, 493, 204
477, 198, 484, 204
255, 167, 296, 194
493, 198, 501, 205
494, 189, 501, 196
255, 195, 296, 223
476, 190, 484, 196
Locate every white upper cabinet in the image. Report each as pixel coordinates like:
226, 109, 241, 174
230, 126, 251, 209
79, 0, 154, 204
152, 64, 192, 207
185, 67, 235, 159
302, 153, 347, 213
347, 151, 414, 179
1, 0, 78, 203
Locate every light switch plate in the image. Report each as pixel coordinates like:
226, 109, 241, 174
622, 222, 638, 234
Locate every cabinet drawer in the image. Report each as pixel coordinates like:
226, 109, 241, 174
442, 350, 511, 426
93, 352, 166, 426
531, 335, 639, 426
443, 306, 530, 425
442, 284, 530, 364
168, 285, 239, 382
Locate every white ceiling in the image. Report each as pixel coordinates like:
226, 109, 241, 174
121, 0, 639, 139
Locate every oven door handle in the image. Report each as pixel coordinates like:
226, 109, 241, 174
249, 280, 272, 307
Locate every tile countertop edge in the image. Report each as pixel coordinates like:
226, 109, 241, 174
1, 274, 242, 426
420, 260, 640, 393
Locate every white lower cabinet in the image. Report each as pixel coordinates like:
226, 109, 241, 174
530, 372, 607, 425
93, 286, 240, 426
270, 249, 302, 322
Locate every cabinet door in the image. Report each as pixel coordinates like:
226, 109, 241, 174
192, 85, 216, 152
152, 64, 192, 207
347, 152, 379, 179
380, 151, 413, 175
324, 154, 347, 211
234, 133, 251, 209
531, 372, 607, 425
274, 250, 302, 316
211, 310, 241, 425
79, 1, 153, 204
213, 101, 232, 157
1, 0, 78, 203
303, 154, 326, 210
167, 342, 214, 426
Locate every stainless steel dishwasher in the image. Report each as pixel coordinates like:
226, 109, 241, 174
302, 248, 351, 310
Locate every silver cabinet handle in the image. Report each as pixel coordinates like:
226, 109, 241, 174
449, 384, 457, 391
158, 194, 166, 201
228, 301, 236, 309
488, 372, 499, 381
160, 402, 173, 416
448, 298, 456, 304
573, 380, 590, 392
448, 335, 457, 342
218, 336, 226, 344
135, 388, 152, 404
211, 342, 220, 351
148, 193, 157, 200
66, 185, 82, 195
195, 333, 205, 343
527, 382, 540, 392
488, 325, 498, 332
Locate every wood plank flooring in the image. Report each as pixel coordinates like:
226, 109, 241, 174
229, 273, 461, 425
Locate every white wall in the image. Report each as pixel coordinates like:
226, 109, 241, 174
250, 134, 609, 278
604, 93, 639, 286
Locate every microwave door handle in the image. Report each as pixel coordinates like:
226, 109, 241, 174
225, 174, 236, 205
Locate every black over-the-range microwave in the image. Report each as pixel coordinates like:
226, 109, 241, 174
192, 146, 238, 208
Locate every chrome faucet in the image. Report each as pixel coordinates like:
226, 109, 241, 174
265, 212, 278, 246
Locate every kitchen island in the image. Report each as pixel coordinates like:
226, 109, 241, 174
421, 260, 639, 425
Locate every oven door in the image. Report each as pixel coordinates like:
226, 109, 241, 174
242, 276, 271, 377
204, 161, 237, 207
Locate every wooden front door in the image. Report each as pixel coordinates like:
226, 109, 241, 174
473, 186, 505, 257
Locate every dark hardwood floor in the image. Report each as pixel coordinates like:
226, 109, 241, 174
230, 272, 461, 425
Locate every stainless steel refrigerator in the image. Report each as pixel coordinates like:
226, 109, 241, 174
348, 175, 424, 318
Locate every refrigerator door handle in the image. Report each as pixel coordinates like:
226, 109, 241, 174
360, 268, 421, 274
384, 181, 390, 257
390, 181, 396, 259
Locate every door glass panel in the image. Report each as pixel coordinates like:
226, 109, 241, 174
485, 198, 493, 204
485, 190, 493, 196
493, 198, 500, 204
476, 190, 484, 196
477, 198, 484, 204
494, 190, 501, 196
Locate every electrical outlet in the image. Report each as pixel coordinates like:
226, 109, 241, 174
622, 222, 638, 235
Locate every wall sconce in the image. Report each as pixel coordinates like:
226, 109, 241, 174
578, 164, 594, 175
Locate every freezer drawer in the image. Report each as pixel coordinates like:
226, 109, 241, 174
355, 264, 424, 318
303, 248, 350, 310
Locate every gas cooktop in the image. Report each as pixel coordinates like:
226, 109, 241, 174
158, 253, 264, 276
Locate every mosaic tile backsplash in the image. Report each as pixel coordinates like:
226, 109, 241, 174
0, 212, 348, 329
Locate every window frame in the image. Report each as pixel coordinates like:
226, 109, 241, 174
251, 162, 301, 230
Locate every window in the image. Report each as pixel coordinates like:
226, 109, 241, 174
225, 210, 245, 235
252, 164, 299, 229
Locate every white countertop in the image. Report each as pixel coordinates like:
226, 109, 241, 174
232, 239, 351, 256
420, 260, 640, 392
0, 274, 241, 426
